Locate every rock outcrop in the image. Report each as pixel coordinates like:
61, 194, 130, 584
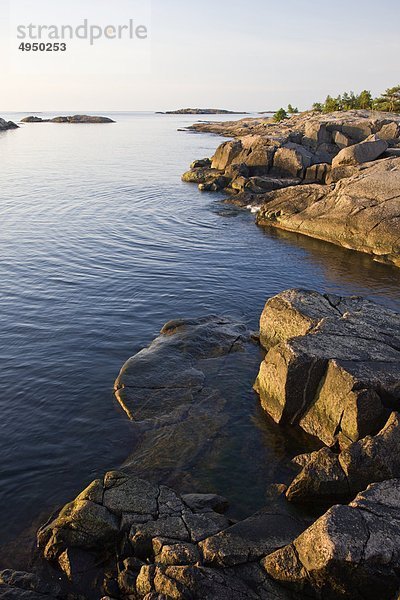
37, 471, 301, 599
254, 289, 400, 448
287, 411, 400, 504
263, 479, 400, 600
0, 118, 18, 131
182, 110, 400, 266
256, 157, 400, 266
21, 115, 115, 124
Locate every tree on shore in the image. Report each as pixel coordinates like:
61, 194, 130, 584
358, 90, 373, 109
312, 86, 398, 114
273, 108, 288, 122
287, 104, 299, 114
374, 86, 400, 113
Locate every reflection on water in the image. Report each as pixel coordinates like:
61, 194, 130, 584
0, 112, 399, 564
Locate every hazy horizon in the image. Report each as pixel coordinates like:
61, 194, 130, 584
1, 0, 399, 113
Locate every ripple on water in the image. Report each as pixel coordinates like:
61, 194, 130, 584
0, 113, 399, 563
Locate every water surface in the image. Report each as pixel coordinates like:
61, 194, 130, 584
1, 111, 399, 560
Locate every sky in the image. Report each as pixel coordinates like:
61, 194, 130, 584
1, 0, 399, 112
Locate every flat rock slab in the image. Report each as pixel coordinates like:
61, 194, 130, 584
199, 507, 307, 567
263, 479, 400, 600
255, 289, 400, 447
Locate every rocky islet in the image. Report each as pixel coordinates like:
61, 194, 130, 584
21, 115, 115, 123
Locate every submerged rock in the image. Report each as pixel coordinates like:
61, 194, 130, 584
112, 315, 271, 492
255, 289, 400, 447
263, 479, 400, 600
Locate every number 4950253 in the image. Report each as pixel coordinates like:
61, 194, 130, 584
19, 42, 67, 51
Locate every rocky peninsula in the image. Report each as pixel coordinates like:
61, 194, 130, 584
182, 109, 400, 266
21, 115, 115, 124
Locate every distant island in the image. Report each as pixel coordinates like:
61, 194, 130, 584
21, 115, 115, 124
157, 108, 248, 115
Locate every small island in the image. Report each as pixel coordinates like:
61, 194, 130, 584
21, 115, 115, 124
158, 108, 248, 115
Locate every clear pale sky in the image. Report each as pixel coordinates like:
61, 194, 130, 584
1, 0, 399, 112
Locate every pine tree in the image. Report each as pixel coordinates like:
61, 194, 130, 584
273, 108, 288, 122
358, 90, 373, 109
287, 104, 299, 114
374, 86, 400, 113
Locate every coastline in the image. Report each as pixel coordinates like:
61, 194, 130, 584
1, 111, 400, 600
181, 109, 400, 267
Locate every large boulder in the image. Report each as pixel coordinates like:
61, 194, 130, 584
287, 411, 400, 503
231, 135, 277, 175
211, 140, 243, 170
273, 143, 314, 178
303, 122, 332, 147
263, 479, 400, 600
377, 121, 400, 142
254, 289, 400, 447
256, 157, 400, 266
332, 134, 388, 168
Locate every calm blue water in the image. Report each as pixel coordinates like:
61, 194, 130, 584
0, 112, 399, 555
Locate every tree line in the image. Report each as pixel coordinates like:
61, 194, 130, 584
273, 85, 400, 122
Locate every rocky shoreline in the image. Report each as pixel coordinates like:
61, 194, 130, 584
2, 109, 400, 599
182, 109, 400, 266
1, 291, 400, 599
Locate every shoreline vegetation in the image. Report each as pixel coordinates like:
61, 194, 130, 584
1, 103, 400, 599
